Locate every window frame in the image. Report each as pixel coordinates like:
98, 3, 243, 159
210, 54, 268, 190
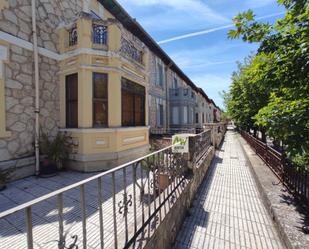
65, 73, 78, 128
121, 78, 146, 127
92, 72, 108, 128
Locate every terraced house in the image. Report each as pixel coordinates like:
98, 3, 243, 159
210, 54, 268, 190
0, 0, 221, 179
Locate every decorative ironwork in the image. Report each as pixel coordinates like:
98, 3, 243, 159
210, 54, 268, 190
169, 194, 176, 205
118, 193, 133, 217
190, 130, 212, 164
44, 222, 78, 249
120, 37, 143, 64
68, 26, 77, 47
93, 24, 108, 45
0, 143, 192, 249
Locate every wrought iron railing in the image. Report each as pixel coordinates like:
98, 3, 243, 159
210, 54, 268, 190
93, 24, 108, 45
241, 131, 309, 207
190, 130, 212, 165
0, 145, 191, 249
68, 26, 78, 47
120, 37, 143, 64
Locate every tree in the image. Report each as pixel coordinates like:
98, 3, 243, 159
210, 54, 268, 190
226, 0, 309, 166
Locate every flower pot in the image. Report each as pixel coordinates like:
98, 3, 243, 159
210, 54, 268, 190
156, 173, 170, 192
39, 159, 58, 178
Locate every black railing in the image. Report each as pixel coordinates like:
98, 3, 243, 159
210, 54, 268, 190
241, 131, 309, 207
190, 130, 212, 165
93, 24, 108, 45
68, 26, 78, 47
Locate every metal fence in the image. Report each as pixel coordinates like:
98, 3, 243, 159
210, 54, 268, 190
0, 144, 195, 249
240, 131, 309, 207
190, 130, 212, 165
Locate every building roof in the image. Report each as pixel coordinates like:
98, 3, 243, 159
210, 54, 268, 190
99, 0, 220, 107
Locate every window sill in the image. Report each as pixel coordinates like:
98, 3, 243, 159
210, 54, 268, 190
59, 126, 150, 133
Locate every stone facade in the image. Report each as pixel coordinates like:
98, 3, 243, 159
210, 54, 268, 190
0, 0, 82, 179
0, 0, 82, 52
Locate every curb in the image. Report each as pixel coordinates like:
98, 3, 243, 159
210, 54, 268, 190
236, 133, 293, 249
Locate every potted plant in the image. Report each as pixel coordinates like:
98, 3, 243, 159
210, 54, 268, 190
40, 132, 71, 177
0, 169, 13, 191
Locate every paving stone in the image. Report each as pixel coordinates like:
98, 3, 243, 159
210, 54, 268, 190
174, 131, 285, 249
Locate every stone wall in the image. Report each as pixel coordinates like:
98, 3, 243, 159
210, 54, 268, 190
0, 0, 82, 52
0, 0, 83, 180
0, 44, 60, 179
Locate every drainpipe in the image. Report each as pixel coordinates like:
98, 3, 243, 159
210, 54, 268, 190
31, 0, 40, 175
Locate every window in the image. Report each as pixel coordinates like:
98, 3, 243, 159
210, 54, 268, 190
196, 113, 199, 124
156, 62, 164, 87
184, 89, 189, 96
66, 73, 78, 128
183, 106, 188, 124
93, 24, 108, 45
122, 78, 145, 126
93, 73, 108, 127
202, 113, 205, 123
173, 77, 178, 89
157, 104, 164, 127
172, 107, 179, 125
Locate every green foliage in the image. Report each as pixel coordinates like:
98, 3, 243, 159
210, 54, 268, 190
225, 0, 309, 169
40, 132, 71, 170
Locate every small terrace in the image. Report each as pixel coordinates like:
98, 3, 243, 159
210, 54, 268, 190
169, 88, 197, 103
0, 129, 216, 249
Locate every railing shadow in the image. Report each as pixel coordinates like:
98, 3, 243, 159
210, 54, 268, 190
279, 192, 309, 233
0, 165, 146, 246
173, 146, 224, 249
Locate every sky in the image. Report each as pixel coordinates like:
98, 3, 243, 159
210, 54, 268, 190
117, 0, 285, 109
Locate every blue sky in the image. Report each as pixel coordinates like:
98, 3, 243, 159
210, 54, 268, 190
117, 0, 285, 108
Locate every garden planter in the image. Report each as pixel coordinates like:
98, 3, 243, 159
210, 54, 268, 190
39, 158, 57, 178
156, 173, 171, 192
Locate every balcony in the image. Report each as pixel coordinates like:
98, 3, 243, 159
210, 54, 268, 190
120, 37, 144, 65
169, 87, 197, 103
62, 19, 109, 52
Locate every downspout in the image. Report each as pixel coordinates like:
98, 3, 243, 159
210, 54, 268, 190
31, 0, 40, 175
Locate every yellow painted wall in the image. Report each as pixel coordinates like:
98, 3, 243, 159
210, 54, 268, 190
68, 127, 149, 155
56, 9, 150, 158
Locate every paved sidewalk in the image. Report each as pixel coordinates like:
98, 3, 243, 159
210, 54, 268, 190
174, 131, 285, 249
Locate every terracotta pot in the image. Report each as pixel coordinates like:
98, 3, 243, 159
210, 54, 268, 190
157, 173, 170, 192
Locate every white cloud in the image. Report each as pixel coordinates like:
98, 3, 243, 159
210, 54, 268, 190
158, 12, 285, 44
117, 0, 229, 31
245, 0, 277, 9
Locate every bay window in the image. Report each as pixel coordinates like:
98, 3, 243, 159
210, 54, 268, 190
121, 78, 145, 126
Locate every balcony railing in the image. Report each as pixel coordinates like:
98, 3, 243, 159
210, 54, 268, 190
68, 26, 78, 47
0, 144, 193, 249
120, 37, 143, 64
93, 24, 108, 45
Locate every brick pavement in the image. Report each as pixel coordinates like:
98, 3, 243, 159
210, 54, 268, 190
173, 131, 285, 249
